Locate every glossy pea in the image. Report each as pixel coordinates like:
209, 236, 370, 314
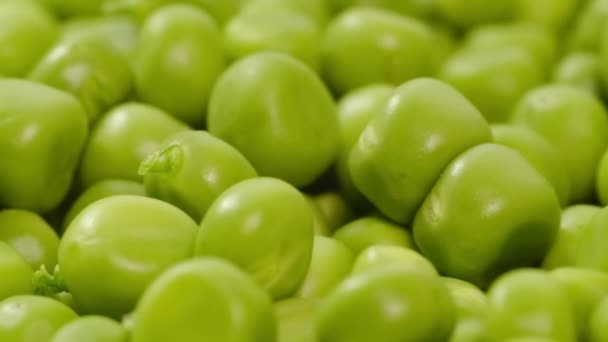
208, 52, 338, 187
322, 7, 433, 94
332, 216, 414, 255
62, 179, 145, 230
0, 295, 78, 342
139, 130, 257, 222
0, 242, 33, 301
414, 144, 561, 288
543, 205, 601, 269
78, 102, 189, 188
51, 316, 128, 342
196, 177, 314, 300
59, 195, 197, 318
0, 1, 58, 77
0, 79, 88, 213
316, 265, 456, 342
131, 258, 276, 342
29, 35, 132, 123
511, 84, 608, 203
0, 209, 60, 270
134, 4, 224, 127
350, 78, 491, 224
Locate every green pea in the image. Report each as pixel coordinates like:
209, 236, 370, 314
0, 79, 88, 214
78, 102, 189, 188
335, 84, 393, 208
0, 209, 60, 270
51, 316, 128, 342
0, 1, 58, 77
414, 144, 561, 288
444, 277, 488, 342
62, 179, 145, 230
577, 206, 608, 273
491, 124, 570, 206
0, 295, 78, 341
59, 195, 197, 318
296, 236, 354, 298
543, 205, 601, 269
566, 0, 608, 51
332, 216, 414, 255
208, 52, 338, 187
131, 257, 276, 342
316, 265, 456, 341
59, 15, 139, 60
588, 296, 608, 342
309, 192, 355, 234
0, 242, 33, 301
195, 177, 314, 300
511, 84, 608, 203
350, 78, 491, 224
464, 23, 557, 70
243, 0, 330, 26
439, 48, 544, 123
224, 7, 321, 71
134, 4, 224, 127
436, 0, 514, 28
549, 267, 608, 341
486, 269, 576, 341
552, 52, 600, 95
351, 245, 438, 276
139, 130, 257, 222
29, 35, 132, 123
275, 298, 318, 342
322, 7, 433, 94
515, 0, 580, 32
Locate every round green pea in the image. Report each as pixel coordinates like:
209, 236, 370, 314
332, 216, 414, 255
78, 102, 189, 188
543, 205, 600, 269
322, 7, 433, 94
0, 242, 33, 301
549, 267, 608, 341
352, 245, 438, 276
296, 236, 354, 298
224, 7, 321, 71
134, 4, 224, 127
59, 195, 197, 318
275, 298, 319, 342
511, 84, 608, 203
553, 52, 600, 95
414, 144, 561, 288
0, 209, 60, 270
29, 35, 133, 123
62, 179, 145, 230
486, 269, 576, 341
208, 52, 338, 187
335, 84, 393, 208
0, 295, 78, 341
196, 177, 314, 300
577, 206, 608, 273
139, 130, 257, 223
0, 79, 88, 214
51, 316, 128, 342
317, 265, 456, 342
350, 78, 491, 224
439, 48, 543, 123
491, 124, 570, 206
131, 257, 276, 342
0, 1, 58, 77
589, 296, 608, 342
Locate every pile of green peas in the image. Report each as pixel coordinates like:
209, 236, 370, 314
4, 0, 608, 341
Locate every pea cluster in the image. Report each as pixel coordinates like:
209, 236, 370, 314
2, 0, 608, 341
